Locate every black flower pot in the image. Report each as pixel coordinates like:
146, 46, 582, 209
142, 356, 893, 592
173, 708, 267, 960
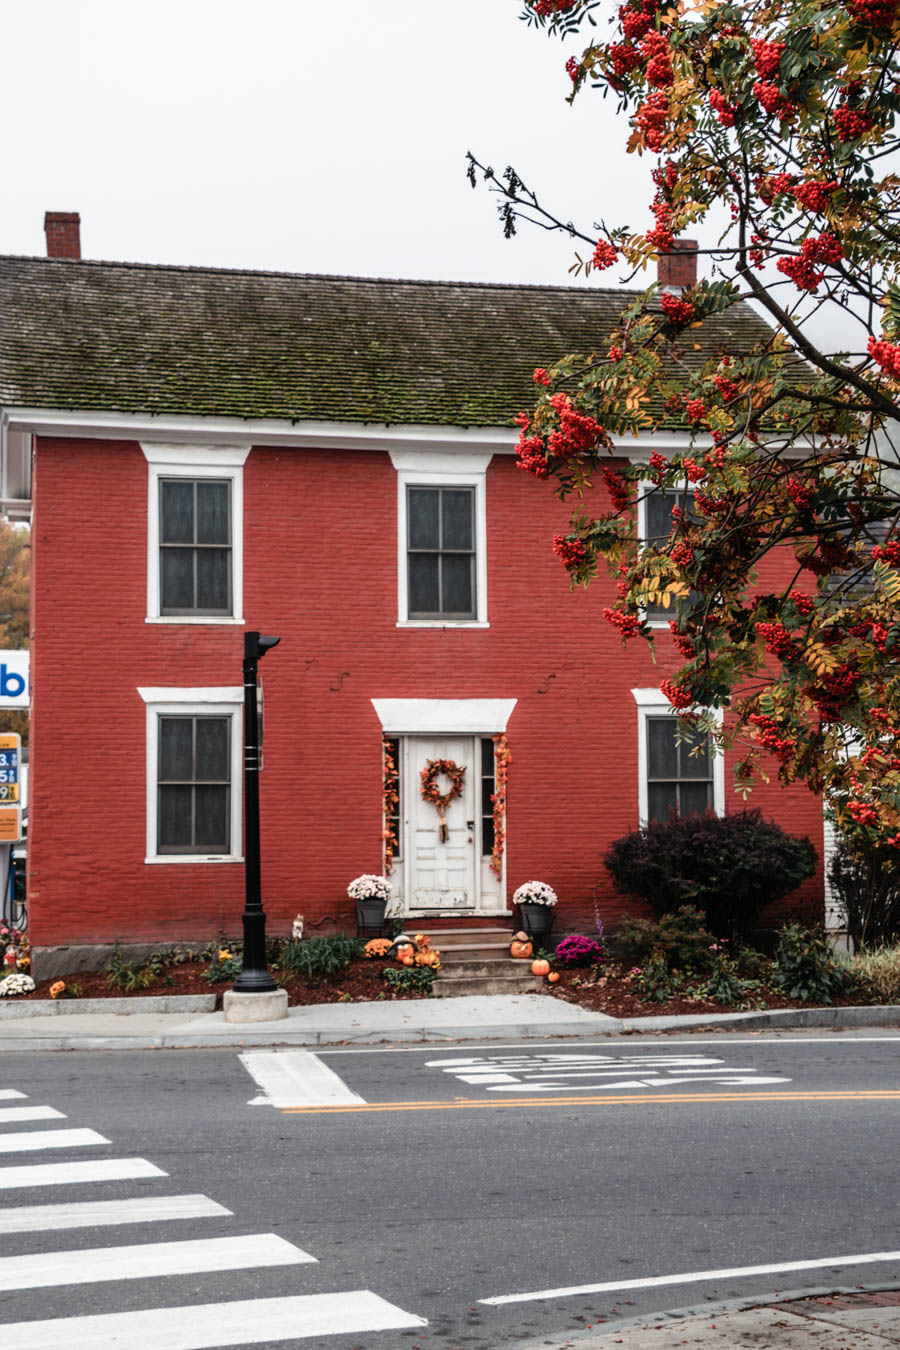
356, 897, 388, 936
518, 902, 555, 943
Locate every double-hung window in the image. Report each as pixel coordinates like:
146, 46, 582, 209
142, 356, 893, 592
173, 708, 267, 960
159, 479, 231, 615
640, 484, 697, 623
140, 687, 243, 863
633, 689, 724, 825
407, 486, 476, 620
143, 444, 248, 624
391, 451, 491, 627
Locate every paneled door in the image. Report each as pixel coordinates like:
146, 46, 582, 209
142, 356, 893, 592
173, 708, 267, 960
405, 736, 477, 912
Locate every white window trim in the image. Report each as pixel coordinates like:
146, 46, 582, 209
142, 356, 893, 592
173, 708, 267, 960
636, 477, 693, 630
632, 688, 725, 826
138, 685, 243, 864
141, 443, 250, 625
390, 449, 491, 628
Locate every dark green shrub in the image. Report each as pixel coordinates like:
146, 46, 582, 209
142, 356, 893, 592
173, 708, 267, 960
772, 925, 851, 1003
629, 950, 682, 1002
278, 934, 362, 981
701, 952, 761, 1006
828, 836, 900, 952
106, 943, 167, 992
604, 810, 817, 941
382, 965, 435, 997
612, 906, 716, 974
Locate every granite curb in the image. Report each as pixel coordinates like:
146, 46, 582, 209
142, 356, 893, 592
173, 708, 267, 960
0, 994, 216, 1018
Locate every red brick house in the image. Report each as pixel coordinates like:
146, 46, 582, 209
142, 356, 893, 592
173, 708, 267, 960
0, 216, 825, 958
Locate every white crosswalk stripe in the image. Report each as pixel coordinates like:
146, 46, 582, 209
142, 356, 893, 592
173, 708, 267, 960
0, 1232, 315, 1291
0, 1105, 66, 1123
0, 1127, 107, 1153
0, 1089, 27, 1100
0, 1078, 427, 1344
0, 1291, 428, 1348
0, 1157, 166, 1189
240, 1050, 366, 1107
0, 1193, 232, 1234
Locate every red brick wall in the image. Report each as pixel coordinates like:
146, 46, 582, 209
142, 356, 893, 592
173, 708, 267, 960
28, 438, 824, 945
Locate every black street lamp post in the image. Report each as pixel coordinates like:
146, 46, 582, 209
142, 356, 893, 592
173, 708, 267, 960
233, 630, 280, 994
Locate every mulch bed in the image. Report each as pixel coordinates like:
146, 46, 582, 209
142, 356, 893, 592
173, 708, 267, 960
22, 957, 871, 1015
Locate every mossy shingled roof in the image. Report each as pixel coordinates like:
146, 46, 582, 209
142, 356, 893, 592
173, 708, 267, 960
0, 255, 776, 428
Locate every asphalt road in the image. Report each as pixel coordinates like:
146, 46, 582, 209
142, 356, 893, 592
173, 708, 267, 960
0, 1030, 898, 1349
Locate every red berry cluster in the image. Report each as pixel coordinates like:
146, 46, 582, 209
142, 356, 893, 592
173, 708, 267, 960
683, 457, 705, 482
847, 0, 897, 26
755, 621, 796, 658
684, 398, 707, 425
694, 492, 728, 515
713, 374, 739, 402
787, 477, 814, 508
661, 678, 694, 709
805, 665, 862, 721
660, 291, 696, 328
566, 55, 581, 83
641, 30, 673, 87
516, 432, 550, 479
868, 336, 900, 379
603, 607, 644, 637
601, 465, 632, 511
833, 106, 874, 140
848, 800, 878, 826
872, 539, 900, 564
553, 535, 588, 570
608, 41, 643, 80
792, 179, 839, 213
749, 234, 768, 268
750, 38, 785, 80
777, 254, 825, 294
748, 713, 796, 761
635, 91, 670, 152
668, 622, 697, 657
608, 345, 624, 361
592, 239, 619, 270
804, 233, 844, 265
619, 0, 656, 41
756, 172, 794, 205
533, 368, 551, 386
671, 541, 695, 567
648, 450, 669, 483
709, 89, 736, 126
547, 393, 605, 458
790, 590, 815, 615
753, 81, 794, 119
532, 0, 576, 14
646, 197, 675, 251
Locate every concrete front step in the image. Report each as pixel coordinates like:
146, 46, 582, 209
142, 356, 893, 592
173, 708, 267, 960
439, 946, 521, 964
437, 958, 535, 978
435, 974, 541, 997
419, 927, 513, 949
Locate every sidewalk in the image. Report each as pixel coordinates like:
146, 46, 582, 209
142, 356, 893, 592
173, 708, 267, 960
0, 993, 897, 1051
528, 1288, 900, 1348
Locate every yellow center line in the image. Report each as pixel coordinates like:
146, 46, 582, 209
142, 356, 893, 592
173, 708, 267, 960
281, 1090, 900, 1115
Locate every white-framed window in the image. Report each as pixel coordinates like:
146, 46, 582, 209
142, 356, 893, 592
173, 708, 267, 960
632, 689, 725, 825
390, 450, 491, 628
138, 687, 243, 864
637, 482, 697, 625
142, 444, 249, 624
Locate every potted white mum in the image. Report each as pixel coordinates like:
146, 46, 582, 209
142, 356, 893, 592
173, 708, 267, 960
512, 880, 558, 943
347, 874, 393, 933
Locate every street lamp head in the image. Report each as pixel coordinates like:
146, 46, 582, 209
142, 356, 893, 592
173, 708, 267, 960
257, 635, 281, 658
245, 631, 281, 661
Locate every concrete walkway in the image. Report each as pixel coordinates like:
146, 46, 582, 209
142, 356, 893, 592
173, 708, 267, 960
0, 992, 897, 1051
530, 1289, 900, 1348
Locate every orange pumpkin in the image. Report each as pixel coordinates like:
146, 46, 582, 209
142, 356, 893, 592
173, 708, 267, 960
510, 939, 533, 960
401, 954, 415, 966
396, 943, 415, 961
531, 958, 550, 977
547, 971, 560, 984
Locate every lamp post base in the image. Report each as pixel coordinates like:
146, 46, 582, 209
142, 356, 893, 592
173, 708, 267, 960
223, 989, 289, 1024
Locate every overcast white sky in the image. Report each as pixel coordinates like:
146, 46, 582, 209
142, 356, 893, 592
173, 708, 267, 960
3, 0, 657, 286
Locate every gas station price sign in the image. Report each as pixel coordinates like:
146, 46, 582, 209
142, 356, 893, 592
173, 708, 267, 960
0, 734, 21, 841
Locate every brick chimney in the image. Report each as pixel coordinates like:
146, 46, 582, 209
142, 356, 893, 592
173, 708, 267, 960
658, 238, 697, 291
44, 211, 81, 260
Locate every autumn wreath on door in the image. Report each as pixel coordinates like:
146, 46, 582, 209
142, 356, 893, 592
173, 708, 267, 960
420, 758, 466, 843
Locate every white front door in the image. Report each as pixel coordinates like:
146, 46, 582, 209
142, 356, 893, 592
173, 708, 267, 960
406, 736, 477, 912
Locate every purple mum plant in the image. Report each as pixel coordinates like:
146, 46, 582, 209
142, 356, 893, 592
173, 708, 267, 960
554, 934, 604, 968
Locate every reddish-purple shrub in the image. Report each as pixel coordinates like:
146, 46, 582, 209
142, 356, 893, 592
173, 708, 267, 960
554, 934, 604, 967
